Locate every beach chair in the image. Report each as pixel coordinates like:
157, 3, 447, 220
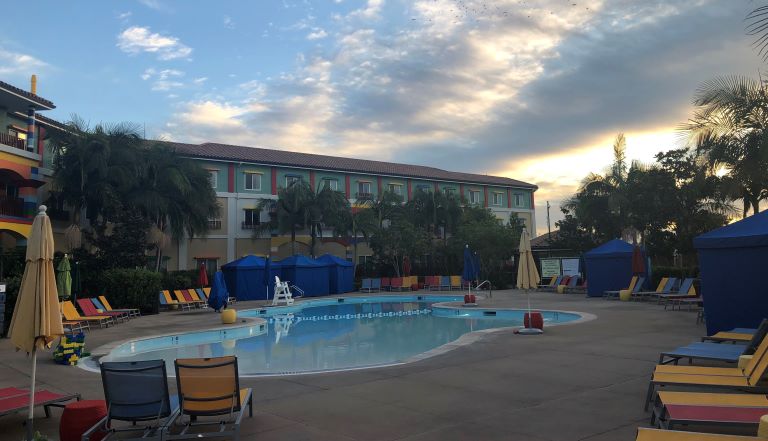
61, 301, 113, 328
644, 329, 768, 410
566, 278, 587, 294
372, 278, 382, 292
704, 328, 758, 344
388, 277, 402, 292
89, 298, 131, 321
604, 275, 638, 299
537, 275, 558, 290
539, 275, 562, 292
187, 289, 208, 308
173, 290, 196, 310
439, 276, 451, 291
654, 403, 768, 431
657, 322, 768, 365
651, 391, 768, 426
181, 290, 205, 308
450, 276, 462, 290
83, 360, 178, 441
360, 278, 373, 292
202, 287, 211, 298
98, 295, 141, 317
635, 427, 759, 440
381, 277, 391, 291
631, 277, 671, 302
195, 288, 208, 302
168, 356, 253, 441
159, 290, 180, 310
657, 278, 696, 307
62, 318, 89, 335
77, 299, 128, 323
0, 387, 79, 418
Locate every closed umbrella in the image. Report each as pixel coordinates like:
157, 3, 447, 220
264, 257, 272, 301
208, 271, 229, 311
198, 262, 209, 288
56, 253, 72, 299
516, 228, 542, 335
8, 206, 64, 440
631, 245, 645, 275
402, 256, 411, 277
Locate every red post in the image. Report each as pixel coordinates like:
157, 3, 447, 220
345, 175, 351, 198
271, 167, 277, 195
483, 187, 488, 208
407, 179, 412, 200
530, 190, 535, 208
433, 182, 439, 193
460, 184, 465, 202
377, 176, 382, 196
507, 189, 512, 208
310, 171, 315, 190
227, 164, 235, 193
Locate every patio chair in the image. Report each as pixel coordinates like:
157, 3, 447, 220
172, 290, 196, 310
450, 276, 462, 290
187, 289, 208, 308
159, 290, 180, 310
650, 391, 768, 426
168, 356, 253, 441
83, 360, 178, 441
636, 427, 759, 440
381, 277, 391, 291
658, 320, 768, 365
631, 277, 672, 302
98, 295, 141, 317
439, 276, 451, 291
644, 331, 768, 410
657, 278, 696, 306
195, 288, 208, 301
604, 275, 638, 299
537, 275, 558, 289
61, 301, 113, 328
0, 388, 79, 418
372, 278, 382, 292
77, 298, 128, 323
181, 290, 205, 308
360, 278, 373, 292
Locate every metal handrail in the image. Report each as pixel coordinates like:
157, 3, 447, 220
474, 280, 492, 298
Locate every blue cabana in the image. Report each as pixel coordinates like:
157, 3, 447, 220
279, 255, 330, 297
695, 210, 768, 335
317, 254, 354, 294
221, 255, 268, 301
583, 239, 638, 297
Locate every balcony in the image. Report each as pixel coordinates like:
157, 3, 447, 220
207, 219, 222, 230
356, 192, 373, 200
0, 133, 27, 151
242, 221, 260, 230
0, 196, 26, 218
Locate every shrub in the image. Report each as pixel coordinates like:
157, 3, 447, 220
100, 268, 162, 315
2, 276, 21, 337
650, 265, 699, 290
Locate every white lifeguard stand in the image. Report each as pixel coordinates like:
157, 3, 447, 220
272, 276, 294, 306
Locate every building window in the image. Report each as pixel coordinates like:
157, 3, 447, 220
415, 184, 431, 193
358, 255, 373, 266
242, 208, 260, 229
492, 192, 503, 206
388, 183, 403, 196
285, 175, 302, 187
321, 178, 338, 191
207, 218, 222, 229
8, 128, 26, 140
514, 193, 523, 207
357, 181, 372, 199
444, 187, 456, 196
469, 190, 481, 204
207, 170, 218, 189
244, 172, 261, 191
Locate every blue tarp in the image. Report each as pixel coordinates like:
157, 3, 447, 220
583, 239, 638, 297
316, 254, 354, 294
279, 255, 330, 297
208, 271, 229, 311
694, 211, 768, 334
221, 255, 268, 301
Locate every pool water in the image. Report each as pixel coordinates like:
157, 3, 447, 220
100, 296, 581, 375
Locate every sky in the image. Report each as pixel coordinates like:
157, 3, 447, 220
0, 0, 762, 234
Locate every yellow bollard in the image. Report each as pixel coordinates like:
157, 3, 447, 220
221, 308, 237, 324
556, 285, 566, 294
619, 289, 631, 301
739, 355, 753, 370
758, 414, 768, 438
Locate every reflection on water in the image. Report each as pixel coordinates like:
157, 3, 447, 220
108, 302, 522, 375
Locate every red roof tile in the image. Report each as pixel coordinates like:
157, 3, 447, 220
172, 141, 536, 189
0, 80, 55, 109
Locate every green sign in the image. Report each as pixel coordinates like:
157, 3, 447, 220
540, 259, 561, 278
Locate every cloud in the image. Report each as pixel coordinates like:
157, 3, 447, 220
117, 26, 192, 60
223, 15, 234, 29
0, 47, 48, 77
140, 68, 185, 91
193, 77, 208, 85
138, 0, 170, 12
117, 11, 132, 20
307, 28, 328, 40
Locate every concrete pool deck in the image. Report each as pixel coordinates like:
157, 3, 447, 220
0, 290, 707, 440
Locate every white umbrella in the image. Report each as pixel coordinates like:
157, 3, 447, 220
516, 228, 542, 335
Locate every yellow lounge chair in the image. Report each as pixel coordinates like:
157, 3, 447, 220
632, 277, 668, 301
187, 289, 207, 308
98, 296, 140, 317
60, 301, 112, 328
636, 427, 758, 440
644, 341, 768, 410
450, 275, 462, 290
173, 290, 196, 310
654, 332, 768, 378
605, 276, 638, 299
704, 331, 753, 343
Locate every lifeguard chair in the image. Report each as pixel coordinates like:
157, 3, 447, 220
272, 276, 294, 306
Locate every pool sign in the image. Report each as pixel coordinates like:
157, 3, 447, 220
540, 259, 561, 278
561, 258, 580, 276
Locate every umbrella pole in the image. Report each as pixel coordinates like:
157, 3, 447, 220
26, 348, 37, 441
526, 289, 532, 328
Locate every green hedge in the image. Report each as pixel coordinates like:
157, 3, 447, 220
161, 270, 199, 291
101, 269, 162, 315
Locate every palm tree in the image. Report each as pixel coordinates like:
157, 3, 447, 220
747, 3, 768, 61
682, 75, 768, 216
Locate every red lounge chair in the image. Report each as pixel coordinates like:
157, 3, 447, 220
390, 277, 403, 292
0, 389, 80, 417
381, 277, 391, 291
182, 289, 204, 308
76, 299, 127, 323
0, 387, 27, 399
658, 404, 768, 430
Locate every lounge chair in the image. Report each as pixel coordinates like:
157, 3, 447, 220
658, 321, 768, 365
604, 275, 638, 299
537, 275, 558, 290
372, 278, 382, 292
62, 319, 89, 334
202, 287, 211, 298
77, 298, 128, 323
439, 276, 451, 291
61, 301, 113, 328
195, 288, 208, 302
704, 328, 757, 344
636, 427, 759, 440
159, 290, 180, 310
632, 277, 672, 302
360, 278, 373, 293
98, 295, 141, 317
449, 276, 462, 291
644, 330, 768, 410
168, 356, 252, 440
187, 289, 207, 308
539, 275, 563, 292
656, 278, 695, 306
566, 278, 587, 293
381, 277, 391, 291
655, 403, 768, 431
173, 290, 196, 310
181, 290, 205, 308
651, 391, 768, 426
0, 388, 80, 418
83, 360, 178, 441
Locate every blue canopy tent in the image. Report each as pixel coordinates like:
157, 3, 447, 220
221, 255, 268, 301
694, 210, 768, 334
583, 239, 642, 297
317, 254, 354, 294
279, 255, 330, 297
207, 271, 229, 311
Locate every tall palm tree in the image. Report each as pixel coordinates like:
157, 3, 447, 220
682, 75, 768, 216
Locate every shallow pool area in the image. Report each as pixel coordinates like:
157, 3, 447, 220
97, 295, 583, 376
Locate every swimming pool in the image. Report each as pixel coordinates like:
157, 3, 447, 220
97, 295, 583, 376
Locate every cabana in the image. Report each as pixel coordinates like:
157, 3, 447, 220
221, 255, 268, 301
317, 254, 354, 294
694, 210, 768, 335
279, 255, 330, 297
583, 239, 640, 297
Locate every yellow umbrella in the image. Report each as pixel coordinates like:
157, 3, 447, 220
516, 228, 542, 334
7, 205, 63, 439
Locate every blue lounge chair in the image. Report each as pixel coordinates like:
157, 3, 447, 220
360, 278, 373, 292
439, 276, 451, 291
371, 278, 381, 292
83, 360, 179, 440
657, 278, 695, 305
658, 320, 768, 365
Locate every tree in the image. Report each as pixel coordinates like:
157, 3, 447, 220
682, 75, 768, 216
